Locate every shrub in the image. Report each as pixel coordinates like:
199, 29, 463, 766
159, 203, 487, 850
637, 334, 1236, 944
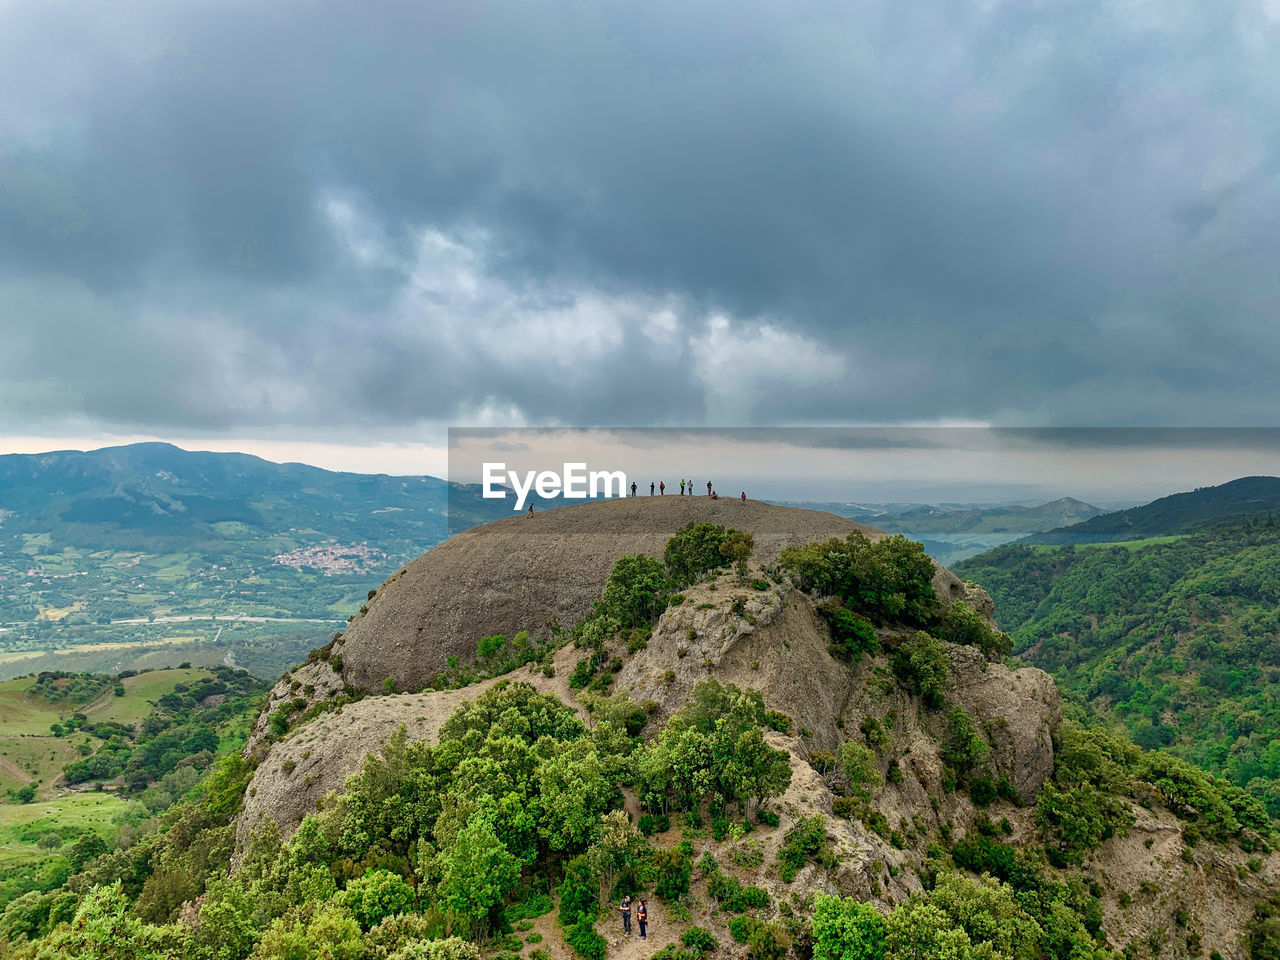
778, 816, 827, 882
707, 866, 769, 911
819, 600, 880, 660
507, 892, 554, 921
765, 711, 793, 734
638, 813, 670, 836
566, 919, 607, 960
731, 842, 765, 870
730, 916, 759, 944
654, 846, 692, 901
891, 632, 948, 709
936, 600, 1012, 661
748, 922, 791, 960
832, 797, 859, 820
941, 707, 989, 778
683, 927, 719, 955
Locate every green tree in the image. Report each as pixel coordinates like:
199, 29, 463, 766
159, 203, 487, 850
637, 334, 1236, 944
435, 815, 520, 935
925, 874, 1042, 960
836, 741, 883, 799
340, 868, 417, 931
248, 904, 363, 960
35, 883, 164, 960
665, 522, 735, 586
812, 894, 887, 960
719, 530, 755, 582
537, 740, 616, 852
884, 900, 975, 960
585, 810, 650, 906
600, 555, 671, 628
936, 601, 1011, 661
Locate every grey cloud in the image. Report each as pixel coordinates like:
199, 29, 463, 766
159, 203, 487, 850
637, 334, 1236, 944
1, 0, 1278, 436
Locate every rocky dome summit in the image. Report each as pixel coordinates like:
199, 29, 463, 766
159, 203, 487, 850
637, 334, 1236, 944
335, 496, 912, 694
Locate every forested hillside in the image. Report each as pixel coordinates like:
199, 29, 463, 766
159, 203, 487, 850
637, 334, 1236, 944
956, 516, 1280, 814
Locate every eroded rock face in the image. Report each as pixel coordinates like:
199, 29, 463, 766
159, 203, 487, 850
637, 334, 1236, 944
235, 650, 586, 856
944, 643, 1061, 801
245, 660, 346, 757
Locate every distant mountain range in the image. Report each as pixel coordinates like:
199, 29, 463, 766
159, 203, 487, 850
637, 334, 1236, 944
0, 441, 517, 551
1022, 475, 1280, 544
776, 496, 1107, 565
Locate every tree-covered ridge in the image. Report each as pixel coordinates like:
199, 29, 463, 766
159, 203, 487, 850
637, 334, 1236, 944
1023, 477, 1280, 545
955, 517, 1280, 814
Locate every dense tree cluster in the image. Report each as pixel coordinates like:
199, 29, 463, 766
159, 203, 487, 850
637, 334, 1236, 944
781, 534, 1010, 667
56, 668, 266, 791
637, 680, 791, 816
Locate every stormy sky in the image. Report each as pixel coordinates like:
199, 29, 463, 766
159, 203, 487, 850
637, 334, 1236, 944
2, 0, 1279, 477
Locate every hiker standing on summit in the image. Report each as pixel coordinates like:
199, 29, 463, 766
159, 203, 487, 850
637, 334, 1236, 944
707, 480, 713, 496
631, 481, 637, 497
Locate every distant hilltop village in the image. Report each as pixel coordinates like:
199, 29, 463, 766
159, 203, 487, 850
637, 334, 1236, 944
272, 542, 386, 575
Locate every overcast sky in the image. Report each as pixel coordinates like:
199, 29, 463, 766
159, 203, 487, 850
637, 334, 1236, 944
2, 0, 1279, 480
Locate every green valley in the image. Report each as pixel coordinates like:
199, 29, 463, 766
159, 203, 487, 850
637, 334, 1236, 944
956, 511, 1280, 815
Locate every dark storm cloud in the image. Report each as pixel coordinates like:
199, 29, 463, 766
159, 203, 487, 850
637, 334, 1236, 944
1, 0, 1278, 437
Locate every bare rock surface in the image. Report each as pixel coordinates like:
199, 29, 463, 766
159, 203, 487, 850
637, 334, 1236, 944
236, 646, 585, 854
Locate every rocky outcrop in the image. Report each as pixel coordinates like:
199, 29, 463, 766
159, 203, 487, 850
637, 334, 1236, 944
245, 659, 346, 756
333, 497, 990, 695
944, 643, 1060, 801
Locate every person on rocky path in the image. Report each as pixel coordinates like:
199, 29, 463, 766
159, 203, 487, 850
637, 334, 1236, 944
707, 480, 712, 496
620, 895, 632, 935
660, 481, 665, 495
680, 479, 685, 495
741, 491, 747, 503
637, 899, 648, 939
631, 481, 638, 497
650, 481, 655, 495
